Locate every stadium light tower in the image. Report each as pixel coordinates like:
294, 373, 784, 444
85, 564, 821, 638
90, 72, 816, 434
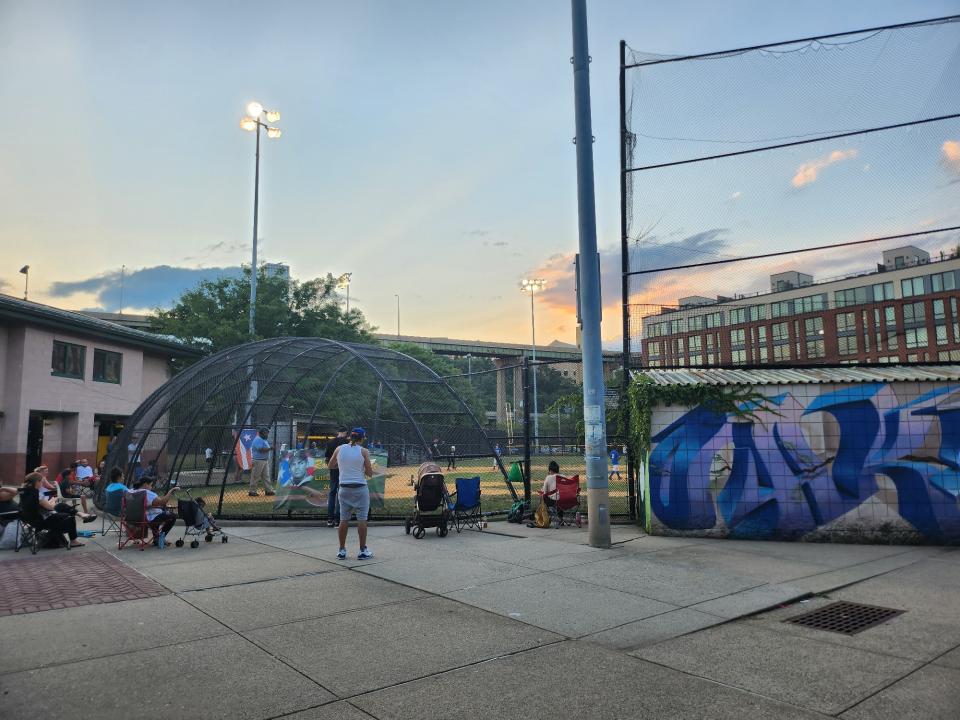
520, 278, 546, 449
336, 272, 352, 313
240, 101, 282, 339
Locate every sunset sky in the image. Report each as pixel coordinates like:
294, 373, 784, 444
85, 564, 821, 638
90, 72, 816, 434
1, 0, 957, 347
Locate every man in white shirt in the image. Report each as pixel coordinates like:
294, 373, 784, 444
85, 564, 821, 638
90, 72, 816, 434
74, 458, 95, 484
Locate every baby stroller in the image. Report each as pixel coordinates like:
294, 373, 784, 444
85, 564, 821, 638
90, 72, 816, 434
404, 462, 450, 539
174, 488, 228, 548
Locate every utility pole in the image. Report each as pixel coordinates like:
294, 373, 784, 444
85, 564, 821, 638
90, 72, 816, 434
571, 0, 611, 548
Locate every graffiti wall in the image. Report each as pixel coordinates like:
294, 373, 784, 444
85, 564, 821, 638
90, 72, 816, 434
645, 381, 960, 543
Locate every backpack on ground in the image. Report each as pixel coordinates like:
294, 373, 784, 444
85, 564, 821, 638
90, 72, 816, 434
506, 500, 524, 523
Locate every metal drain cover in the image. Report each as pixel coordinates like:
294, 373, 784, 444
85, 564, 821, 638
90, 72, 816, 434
784, 601, 904, 635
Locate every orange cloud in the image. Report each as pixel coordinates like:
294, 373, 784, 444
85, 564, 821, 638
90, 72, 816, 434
943, 140, 960, 174
791, 149, 859, 188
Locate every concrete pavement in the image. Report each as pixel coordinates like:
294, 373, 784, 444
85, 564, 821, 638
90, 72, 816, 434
0, 521, 957, 718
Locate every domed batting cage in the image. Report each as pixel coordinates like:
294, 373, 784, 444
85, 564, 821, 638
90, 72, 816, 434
101, 338, 518, 520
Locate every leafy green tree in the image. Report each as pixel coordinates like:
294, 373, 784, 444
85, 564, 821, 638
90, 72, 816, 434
152, 267, 372, 355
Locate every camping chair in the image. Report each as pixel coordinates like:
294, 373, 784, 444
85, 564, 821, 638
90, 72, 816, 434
14, 489, 58, 554
55, 481, 85, 513
101, 486, 125, 536
449, 476, 482, 533
552, 474, 582, 528
119, 491, 151, 550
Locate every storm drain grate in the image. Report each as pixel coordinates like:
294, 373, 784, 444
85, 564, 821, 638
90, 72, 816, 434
784, 601, 904, 635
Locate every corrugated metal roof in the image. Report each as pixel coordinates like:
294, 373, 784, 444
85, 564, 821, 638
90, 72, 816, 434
633, 365, 960, 386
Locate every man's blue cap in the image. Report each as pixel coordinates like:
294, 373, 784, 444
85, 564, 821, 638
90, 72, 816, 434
351, 427, 366, 438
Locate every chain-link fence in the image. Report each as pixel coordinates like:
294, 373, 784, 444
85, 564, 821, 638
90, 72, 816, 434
96, 339, 635, 522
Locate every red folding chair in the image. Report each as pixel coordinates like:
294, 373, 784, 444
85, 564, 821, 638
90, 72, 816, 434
553, 474, 582, 528
119, 491, 151, 550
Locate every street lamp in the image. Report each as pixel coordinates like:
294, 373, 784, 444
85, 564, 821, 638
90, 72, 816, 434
395, 294, 400, 338
240, 101, 282, 339
520, 278, 546, 448
18, 265, 29, 301
336, 272, 352, 313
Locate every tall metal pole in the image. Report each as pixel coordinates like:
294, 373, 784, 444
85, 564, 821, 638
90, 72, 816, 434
620, 39, 637, 521
571, 0, 611, 547
395, 294, 400, 338
530, 289, 540, 448
522, 357, 532, 513
119, 265, 125, 314
249, 121, 261, 339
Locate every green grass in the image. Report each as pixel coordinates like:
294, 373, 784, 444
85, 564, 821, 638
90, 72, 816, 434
175, 454, 632, 519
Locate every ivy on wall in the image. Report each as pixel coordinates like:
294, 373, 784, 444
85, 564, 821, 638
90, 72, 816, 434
625, 375, 774, 461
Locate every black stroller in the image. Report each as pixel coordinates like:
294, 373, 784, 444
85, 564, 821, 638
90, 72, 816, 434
404, 462, 450, 539
174, 488, 228, 548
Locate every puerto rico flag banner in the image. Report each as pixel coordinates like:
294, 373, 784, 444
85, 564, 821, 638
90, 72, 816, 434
234, 428, 257, 471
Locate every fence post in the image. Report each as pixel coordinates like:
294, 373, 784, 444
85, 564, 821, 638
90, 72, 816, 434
522, 357, 532, 515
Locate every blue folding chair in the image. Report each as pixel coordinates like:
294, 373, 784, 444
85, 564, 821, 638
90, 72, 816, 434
449, 476, 482, 533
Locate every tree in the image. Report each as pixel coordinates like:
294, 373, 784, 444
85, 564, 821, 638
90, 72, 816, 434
152, 267, 372, 357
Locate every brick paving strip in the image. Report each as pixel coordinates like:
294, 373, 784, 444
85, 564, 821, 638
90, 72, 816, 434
0, 552, 169, 616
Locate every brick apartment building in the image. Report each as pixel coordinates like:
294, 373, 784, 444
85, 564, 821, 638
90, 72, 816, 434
641, 245, 960, 368
0, 295, 200, 479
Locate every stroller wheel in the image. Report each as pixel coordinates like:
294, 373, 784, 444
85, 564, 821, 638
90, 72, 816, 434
404, 519, 411, 535
413, 526, 425, 539
175, 539, 184, 547
438, 525, 448, 538
190, 540, 200, 549
205, 534, 213, 542
222, 536, 228, 543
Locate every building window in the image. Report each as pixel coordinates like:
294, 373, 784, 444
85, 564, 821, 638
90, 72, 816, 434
705, 312, 723, 329
93, 349, 123, 383
773, 345, 789, 361
905, 327, 928, 349
51, 341, 85, 379
874, 282, 894, 302
806, 340, 825, 358
804, 317, 823, 337
757, 326, 768, 362
729, 328, 745, 346
838, 336, 858, 355
771, 322, 789, 342
931, 272, 956, 293
836, 312, 856, 333
797, 294, 827, 314
689, 315, 704, 331
903, 301, 926, 325
729, 305, 765, 324
647, 341, 661, 357
771, 301, 791, 318
953, 298, 959, 344
901, 277, 924, 298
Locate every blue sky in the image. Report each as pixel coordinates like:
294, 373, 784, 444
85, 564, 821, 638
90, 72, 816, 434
1, 0, 957, 344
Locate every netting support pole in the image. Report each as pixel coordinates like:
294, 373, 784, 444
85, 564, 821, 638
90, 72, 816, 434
571, 0, 611, 547
522, 357, 532, 515
619, 38, 637, 522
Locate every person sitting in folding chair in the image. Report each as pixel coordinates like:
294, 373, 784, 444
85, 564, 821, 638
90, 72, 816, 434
21, 472, 85, 548
540, 461, 564, 522
57, 467, 94, 516
134, 477, 180, 546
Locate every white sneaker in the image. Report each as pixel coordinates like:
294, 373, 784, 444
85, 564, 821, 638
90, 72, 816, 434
336, 548, 347, 560
357, 547, 374, 560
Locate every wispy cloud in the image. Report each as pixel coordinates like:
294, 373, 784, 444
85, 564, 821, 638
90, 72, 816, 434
463, 230, 489, 237
791, 149, 859, 188
942, 140, 960, 175
526, 229, 731, 341
47, 265, 243, 312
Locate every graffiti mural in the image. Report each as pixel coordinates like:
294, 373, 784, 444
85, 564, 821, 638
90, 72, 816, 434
646, 382, 960, 542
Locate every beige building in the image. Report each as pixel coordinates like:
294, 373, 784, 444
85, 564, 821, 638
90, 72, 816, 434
0, 295, 200, 480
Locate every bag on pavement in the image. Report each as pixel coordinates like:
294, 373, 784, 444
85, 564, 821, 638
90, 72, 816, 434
506, 501, 524, 523
534, 501, 551, 529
